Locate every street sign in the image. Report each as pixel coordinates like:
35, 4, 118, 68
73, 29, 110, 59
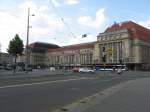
107, 48, 112, 55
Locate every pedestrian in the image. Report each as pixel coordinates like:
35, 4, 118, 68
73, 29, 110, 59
112, 67, 115, 73
13, 64, 16, 74
117, 67, 122, 75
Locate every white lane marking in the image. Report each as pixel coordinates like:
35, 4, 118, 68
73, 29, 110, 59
92, 79, 111, 84
70, 87, 80, 91
0, 77, 88, 89
101, 79, 111, 82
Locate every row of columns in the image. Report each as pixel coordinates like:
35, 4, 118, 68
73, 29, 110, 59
99, 41, 124, 64
48, 53, 93, 65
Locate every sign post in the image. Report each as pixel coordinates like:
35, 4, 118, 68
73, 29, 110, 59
102, 46, 106, 75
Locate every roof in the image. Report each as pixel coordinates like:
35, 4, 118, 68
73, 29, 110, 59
29, 42, 60, 53
105, 21, 150, 42
29, 42, 60, 48
48, 42, 96, 53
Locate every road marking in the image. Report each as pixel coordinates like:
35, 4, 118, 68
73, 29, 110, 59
101, 79, 111, 82
92, 79, 111, 84
0, 77, 89, 89
70, 87, 80, 91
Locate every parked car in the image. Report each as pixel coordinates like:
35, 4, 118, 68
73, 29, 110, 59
0, 65, 4, 69
5, 66, 12, 70
17, 66, 25, 71
4, 64, 13, 70
79, 68, 95, 73
25, 67, 32, 71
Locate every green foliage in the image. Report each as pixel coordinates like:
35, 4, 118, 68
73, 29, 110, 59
7, 34, 24, 57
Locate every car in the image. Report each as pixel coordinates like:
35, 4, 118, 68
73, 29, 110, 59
79, 68, 95, 73
3, 64, 13, 70
17, 66, 25, 71
25, 67, 32, 71
72, 67, 80, 72
0, 65, 4, 69
50, 67, 55, 71
5, 66, 12, 70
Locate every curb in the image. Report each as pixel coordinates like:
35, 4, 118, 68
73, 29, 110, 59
0, 72, 65, 79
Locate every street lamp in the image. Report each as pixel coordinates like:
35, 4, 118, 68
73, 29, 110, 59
25, 7, 35, 73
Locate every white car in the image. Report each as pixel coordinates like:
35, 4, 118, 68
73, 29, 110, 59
79, 68, 95, 73
50, 67, 55, 71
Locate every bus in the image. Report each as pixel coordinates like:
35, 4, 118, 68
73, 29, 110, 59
95, 64, 127, 71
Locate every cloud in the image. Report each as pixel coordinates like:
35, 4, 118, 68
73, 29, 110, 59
138, 19, 150, 29
0, 11, 26, 53
48, 0, 79, 7
18, 1, 39, 14
38, 6, 49, 12
78, 8, 106, 28
0, 1, 65, 52
80, 8, 88, 12
0, 0, 102, 53
66, 34, 97, 45
49, 0, 61, 7
66, 0, 79, 5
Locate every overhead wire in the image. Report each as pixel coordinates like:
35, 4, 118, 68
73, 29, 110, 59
48, 0, 77, 38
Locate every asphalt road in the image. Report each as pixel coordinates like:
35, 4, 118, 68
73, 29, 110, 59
0, 71, 149, 112
82, 77, 150, 112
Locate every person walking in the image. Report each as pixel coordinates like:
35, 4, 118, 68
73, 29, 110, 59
117, 67, 122, 75
13, 64, 16, 75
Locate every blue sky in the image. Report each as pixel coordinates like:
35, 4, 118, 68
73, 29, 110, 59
0, 0, 150, 52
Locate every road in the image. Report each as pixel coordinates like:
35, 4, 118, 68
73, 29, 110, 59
81, 77, 150, 112
0, 70, 149, 112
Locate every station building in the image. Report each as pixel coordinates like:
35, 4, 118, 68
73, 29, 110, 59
46, 42, 95, 68
94, 21, 150, 70
17, 42, 60, 67
17, 21, 150, 70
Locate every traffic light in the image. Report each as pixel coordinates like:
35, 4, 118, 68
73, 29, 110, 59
102, 47, 105, 52
102, 55, 106, 62
119, 59, 122, 63
107, 48, 112, 55
82, 34, 87, 38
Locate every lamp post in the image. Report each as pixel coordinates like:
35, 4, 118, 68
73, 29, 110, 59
25, 7, 34, 73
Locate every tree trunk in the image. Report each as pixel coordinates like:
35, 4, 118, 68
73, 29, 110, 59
13, 56, 17, 75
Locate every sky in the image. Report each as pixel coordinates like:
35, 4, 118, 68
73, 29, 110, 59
0, 0, 150, 52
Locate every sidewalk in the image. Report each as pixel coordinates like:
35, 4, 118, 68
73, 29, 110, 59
0, 69, 66, 79
83, 78, 150, 112
55, 77, 150, 112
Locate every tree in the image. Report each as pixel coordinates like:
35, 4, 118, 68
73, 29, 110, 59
7, 34, 24, 73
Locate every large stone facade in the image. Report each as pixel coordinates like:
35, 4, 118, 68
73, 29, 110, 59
94, 29, 131, 64
46, 42, 95, 68
94, 21, 150, 70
